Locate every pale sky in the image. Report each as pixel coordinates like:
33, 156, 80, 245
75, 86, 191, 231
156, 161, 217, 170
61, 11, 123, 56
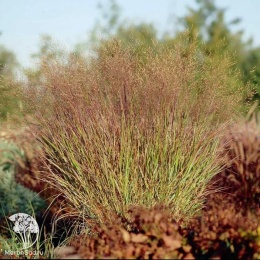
1, 0, 260, 68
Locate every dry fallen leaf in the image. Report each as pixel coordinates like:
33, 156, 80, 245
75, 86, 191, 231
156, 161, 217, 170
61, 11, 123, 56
120, 228, 131, 243
54, 246, 76, 257
162, 235, 182, 250
131, 234, 149, 243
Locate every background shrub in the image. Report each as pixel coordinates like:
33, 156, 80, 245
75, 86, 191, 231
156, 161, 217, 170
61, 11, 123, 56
216, 113, 260, 207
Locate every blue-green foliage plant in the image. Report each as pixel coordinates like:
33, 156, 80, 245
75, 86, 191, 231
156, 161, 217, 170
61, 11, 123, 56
0, 139, 46, 220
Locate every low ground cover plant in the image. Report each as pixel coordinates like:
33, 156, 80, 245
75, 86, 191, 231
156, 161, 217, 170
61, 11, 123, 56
0, 137, 46, 221
66, 203, 259, 259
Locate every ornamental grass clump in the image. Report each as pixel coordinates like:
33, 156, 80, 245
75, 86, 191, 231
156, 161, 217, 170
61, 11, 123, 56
27, 39, 250, 226
217, 112, 260, 207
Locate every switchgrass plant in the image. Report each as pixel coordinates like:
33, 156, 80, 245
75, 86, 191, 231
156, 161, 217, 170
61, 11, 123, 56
26, 39, 251, 226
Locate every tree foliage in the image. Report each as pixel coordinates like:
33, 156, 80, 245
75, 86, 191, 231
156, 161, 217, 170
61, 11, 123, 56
0, 35, 23, 122
176, 0, 258, 104
0, 45, 17, 77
